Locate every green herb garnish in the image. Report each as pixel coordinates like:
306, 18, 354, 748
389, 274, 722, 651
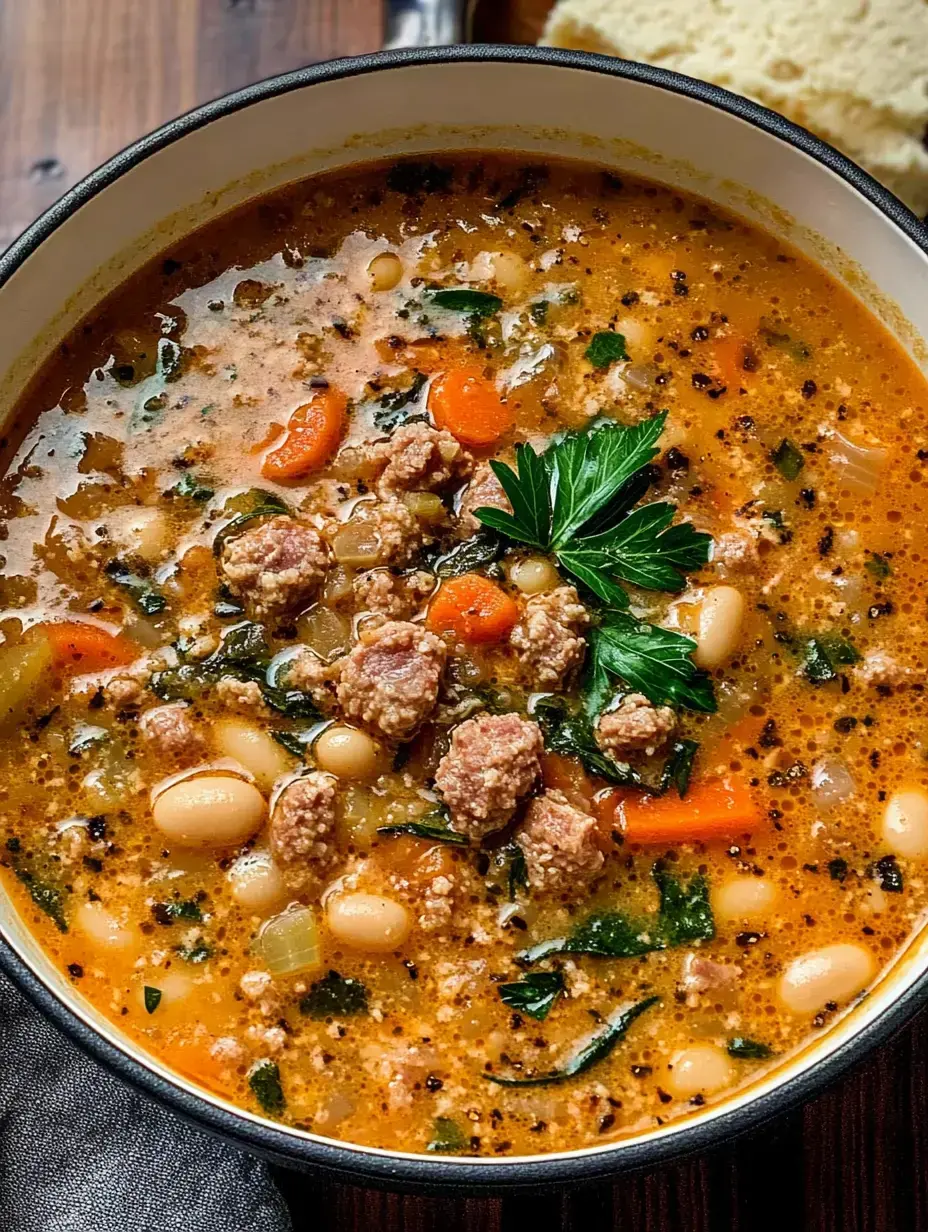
865, 553, 892, 580
586, 611, 716, 715
727, 1036, 773, 1059
585, 330, 628, 369
770, 439, 805, 481
271, 730, 312, 759
299, 970, 369, 1018
104, 559, 167, 615
498, 971, 565, 1021
802, 635, 860, 684
249, 1060, 285, 1115
484, 995, 658, 1087
212, 489, 291, 556
427, 1116, 467, 1153
533, 695, 640, 786
430, 289, 502, 319
433, 531, 505, 578
474, 413, 713, 671
372, 371, 429, 433
143, 986, 162, 1014
14, 866, 69, 933
659, 739, 699, 798
376, 814, 469, 847
518, 862, 714, 964
759, 320, 811, 362
175, 942, 212, 963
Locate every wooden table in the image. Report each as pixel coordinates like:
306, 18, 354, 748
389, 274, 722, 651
2, 2, 926, 1228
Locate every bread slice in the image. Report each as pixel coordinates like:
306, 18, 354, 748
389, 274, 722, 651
543, 0, 928, 218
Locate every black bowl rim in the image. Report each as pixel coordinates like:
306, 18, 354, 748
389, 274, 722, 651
1, 44, 928, 1192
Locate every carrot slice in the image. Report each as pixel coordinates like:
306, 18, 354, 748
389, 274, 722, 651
35, 621, 137, 673
429, 366, 513, 447
426, 574, 519, 644
261, 387, 347, 480
711, 334, 755, 391
598, 776, 759, 845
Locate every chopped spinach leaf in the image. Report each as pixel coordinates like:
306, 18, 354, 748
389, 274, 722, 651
430, 289, 502, 319
585, 330, 628, 370
759, 321, 811, 362
498, 971, 565, 1021
518, 862, 713, 963
14, 866, 68, 933
503, 843, 529, 901
433, 531, 505, 578
376, 811, 469, 846
865, 553, 892, 580
171, 471, 214, 503
372, 371, 429, 432
770, 438, 805, 481
484, 995, 658, 1086
152, 898, 202, 924
212, 489, 291, 556
533, 694, 641, 786
727, 1036, 773, 1059
249, 1059, 285, 1115
659, 739, 699, 798
271, 730, 312, 759
299, 970, 369, 1018
802, 635, 861, 684
104, 559, 167, 615
143, 986, 162, 1014
427, 1116, 467, 1153
175, 942, 212, 963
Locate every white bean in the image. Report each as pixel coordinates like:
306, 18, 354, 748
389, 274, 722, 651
152, 775, 265, 848
215, 721, 292, 791
367, 252, 403, 293
326, 892, 411, 952
136, 971, 193, 1015
665, 1044, 733, 1098
778, 943, 876, 1015
472, 249, 530, 297
713, 876, 778, 924
882, 789, 928, 858
227, 851, 287, 913
314, 726, 384, 781
694, 585, 745, 669
75, 901, 137, 950
508, 556, 560, 595
109, 506, 169, 563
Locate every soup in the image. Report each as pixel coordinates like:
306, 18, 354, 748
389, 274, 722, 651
1, 156, 926, 1157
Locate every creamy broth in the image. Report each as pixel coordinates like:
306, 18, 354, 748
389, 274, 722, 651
1, 156, 927, 1156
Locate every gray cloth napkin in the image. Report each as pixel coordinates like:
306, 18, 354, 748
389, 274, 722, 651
0, 972, 292, 1232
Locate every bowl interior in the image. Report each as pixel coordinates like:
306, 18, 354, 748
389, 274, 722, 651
2, 49, 928, 1184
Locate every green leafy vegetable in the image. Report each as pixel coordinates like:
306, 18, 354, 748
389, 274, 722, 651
104, 559, 167, 615
430, 289, 502, 319
271, 730, 312, 759
212, 489, 291, 556
249, 1060, 285, 1115
175, 942, 213, 963
498, 971, 565, 1021
518, 862, 714, 964
588, 612, 716, 714
802, 635, 861, 684
152, 898, 202, 924
427, 1117, 467, 1153
871, 854, 903, 893
585, 330, 628, 369
376, 812, 469, 846
14, 866, 69, 933
433, 531, 505, 578
865, 553, 892, 580
659, 739, 699, 798
770, 438, 805, 481
484, 995, 658, 1087
144, 986, 162, 1014
171, 471, 214, 503
533, 695, 640, 786
759, 320, 811, 362
727, 1036, 773, 1059
373, 371, 429, 432
474, 414, 712, 681
299, 970, 369, 1018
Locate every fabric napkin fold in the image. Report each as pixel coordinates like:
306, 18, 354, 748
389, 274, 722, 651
0, 973, 292, 1232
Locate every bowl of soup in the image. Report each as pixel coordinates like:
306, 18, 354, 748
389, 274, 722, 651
0, 46, 927, 1189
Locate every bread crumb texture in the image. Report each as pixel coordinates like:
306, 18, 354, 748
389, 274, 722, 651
543, 0, 928, 217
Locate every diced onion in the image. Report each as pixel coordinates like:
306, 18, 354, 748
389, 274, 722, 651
298, 605, 351, 662
331, 522, 382, 566
827, 432, 887, 495
253, 905, 323, 977
810, 759, 856, 809
402, 491, 446, 522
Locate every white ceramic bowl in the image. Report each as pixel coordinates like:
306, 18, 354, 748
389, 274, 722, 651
1, 47, 927, 1190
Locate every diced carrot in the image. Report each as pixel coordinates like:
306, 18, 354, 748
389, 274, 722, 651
160, 1036, 236, 1095
711, 333, 755, 391
34, 621, 138, 673
542, 752, 594, 811
426, 574, 519, 644
598, 776, 760, 845
429, 366, 513, 447
261, 387, 347, 480
374, 836, 455, 890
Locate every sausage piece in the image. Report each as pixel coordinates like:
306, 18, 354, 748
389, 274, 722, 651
434, 712, 543, 839
510, 585, 589, 689
374, 423, 473, 497
221, 516, 328, 623
336, 620, 445, 739
269, 772, 339, 893
457, 461, 511, 534
138, 703, 206, 763
516, 789, 604, 894
595, 693, 677, 757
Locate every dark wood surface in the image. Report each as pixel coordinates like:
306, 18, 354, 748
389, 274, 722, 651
2, 2, 927, 1228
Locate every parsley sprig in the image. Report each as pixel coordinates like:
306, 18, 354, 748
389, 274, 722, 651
474, 412, 711, 608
